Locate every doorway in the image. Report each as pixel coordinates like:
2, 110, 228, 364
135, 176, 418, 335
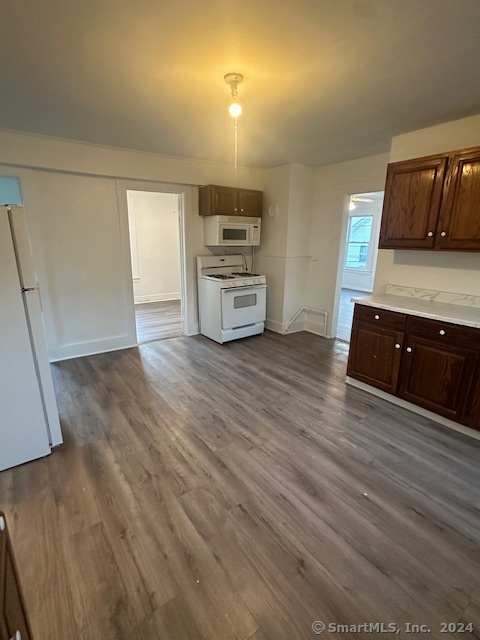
126, 189, 184, 344
334, 191, 384, 342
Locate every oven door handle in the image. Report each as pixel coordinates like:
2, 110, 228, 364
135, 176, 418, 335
222, 284, 267, 293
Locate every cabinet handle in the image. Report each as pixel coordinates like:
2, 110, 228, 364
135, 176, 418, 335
374, 314, 380, 320
395, 343, 401, 349
439, 329, 446, 336
11, 632, 21, 640
427, 231, 434, 237
234, 208, 238, 212
0, 515, 5, 531
440, 231, 447, 237
241, 208, 244, 212
406, 347, 412, 353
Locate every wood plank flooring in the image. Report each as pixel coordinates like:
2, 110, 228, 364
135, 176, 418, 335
1, 331, 480, 639
336, 288, 368, 342
135, 300, 182, 343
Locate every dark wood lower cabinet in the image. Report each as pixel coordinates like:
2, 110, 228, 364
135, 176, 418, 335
347, 322, 404, 394
465, 363, 480, 430
0, 512, 33, 640
347, 304, 480, 431
398, 337, 476, 423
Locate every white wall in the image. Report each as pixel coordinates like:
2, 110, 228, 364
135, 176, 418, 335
307, 153, 390, 337
256, 165, 291, 331
128, 191, 181, 303
374, 114, 480, 296
283, 164, 314, 326
0, 129, 264, 360
256, 163, 315, 332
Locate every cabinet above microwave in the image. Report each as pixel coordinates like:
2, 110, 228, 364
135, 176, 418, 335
199, 185, 263, 217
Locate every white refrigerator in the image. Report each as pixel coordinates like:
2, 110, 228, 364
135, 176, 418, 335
0, 205, 62, 471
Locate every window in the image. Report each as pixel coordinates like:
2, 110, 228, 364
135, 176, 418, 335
344, 215, 373, 270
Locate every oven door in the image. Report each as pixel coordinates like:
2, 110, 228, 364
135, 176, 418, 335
221, 285, 267, 329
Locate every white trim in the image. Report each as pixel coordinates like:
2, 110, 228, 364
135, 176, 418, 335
134, 293, 181, 304
50, 336, 137, 362
346, 376, 480, 442
115, 179, 191, 344
266, 307, 328, 337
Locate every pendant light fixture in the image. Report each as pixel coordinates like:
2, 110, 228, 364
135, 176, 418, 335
224, 72, 244, 170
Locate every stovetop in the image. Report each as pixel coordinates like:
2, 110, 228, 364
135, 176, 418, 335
196, 255, 267, 289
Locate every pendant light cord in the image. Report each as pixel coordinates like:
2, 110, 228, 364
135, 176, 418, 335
234, 116, 238, 171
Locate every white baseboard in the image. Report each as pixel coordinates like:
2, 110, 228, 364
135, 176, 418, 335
346, 376, 480, 442
186, 323, 199, 336
134, 292, 181, 304
265, 318, 284, 333
266, 309, 328, 336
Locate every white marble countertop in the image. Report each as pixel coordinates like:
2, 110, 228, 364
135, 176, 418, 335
351, 293, 480, 330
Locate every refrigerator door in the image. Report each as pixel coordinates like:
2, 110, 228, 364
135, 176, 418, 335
0, 210, 51, 471
8, 207, 63, 447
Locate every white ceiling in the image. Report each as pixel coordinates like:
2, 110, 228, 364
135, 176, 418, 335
1, 0, 480, 168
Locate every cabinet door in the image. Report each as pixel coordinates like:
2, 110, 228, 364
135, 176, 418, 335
199, 185, 237, 215
212, 186, 238, 215
0, 513, 33, 640
464, 362, 480, 431
378, 156, 447, 249
347, 322, 404, 394
436, 148, 480, 250
237, 189, 263, 217
398, 337, 476, 423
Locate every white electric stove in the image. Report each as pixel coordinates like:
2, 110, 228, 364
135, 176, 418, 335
197, 255, 267, 343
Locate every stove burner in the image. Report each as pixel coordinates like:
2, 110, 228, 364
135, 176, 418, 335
231, 272, 260, 277
210, 274, 235, 280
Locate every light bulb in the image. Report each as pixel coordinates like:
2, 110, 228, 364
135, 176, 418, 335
229, 101, 242, 117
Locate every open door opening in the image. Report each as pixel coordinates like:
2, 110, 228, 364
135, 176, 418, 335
335, 191, 384, 342
126, 189, 184, 344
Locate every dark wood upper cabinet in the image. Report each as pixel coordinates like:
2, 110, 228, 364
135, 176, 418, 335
237, 189, 263, 216
379, 155, 447, 249
436, 149, 480, 250
199, 185, 263, 217
379, 145, 480, 252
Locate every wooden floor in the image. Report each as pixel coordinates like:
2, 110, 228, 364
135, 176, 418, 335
1, 331, 480, 640
135, 300, 182, 343
336, 288, 368, 342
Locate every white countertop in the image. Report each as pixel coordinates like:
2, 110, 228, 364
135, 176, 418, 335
351, 293, 480, 329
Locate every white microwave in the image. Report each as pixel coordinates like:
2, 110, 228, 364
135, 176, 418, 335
204, 215, 261, 246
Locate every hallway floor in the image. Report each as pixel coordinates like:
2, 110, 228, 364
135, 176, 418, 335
336, 288, 368, 342
135, 300, 182, 343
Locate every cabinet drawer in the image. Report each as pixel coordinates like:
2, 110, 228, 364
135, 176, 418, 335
406, 316, 480, 350
353, 305, 407, 331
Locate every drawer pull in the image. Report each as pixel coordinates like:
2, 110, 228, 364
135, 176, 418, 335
427, 231, 434, 237
439, 329, 446, 336
395, 343, 401, 349
374, 314, 380, 320
406, 347, 412, 353
440, 231, 447, 237
0, 515, 5, 531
